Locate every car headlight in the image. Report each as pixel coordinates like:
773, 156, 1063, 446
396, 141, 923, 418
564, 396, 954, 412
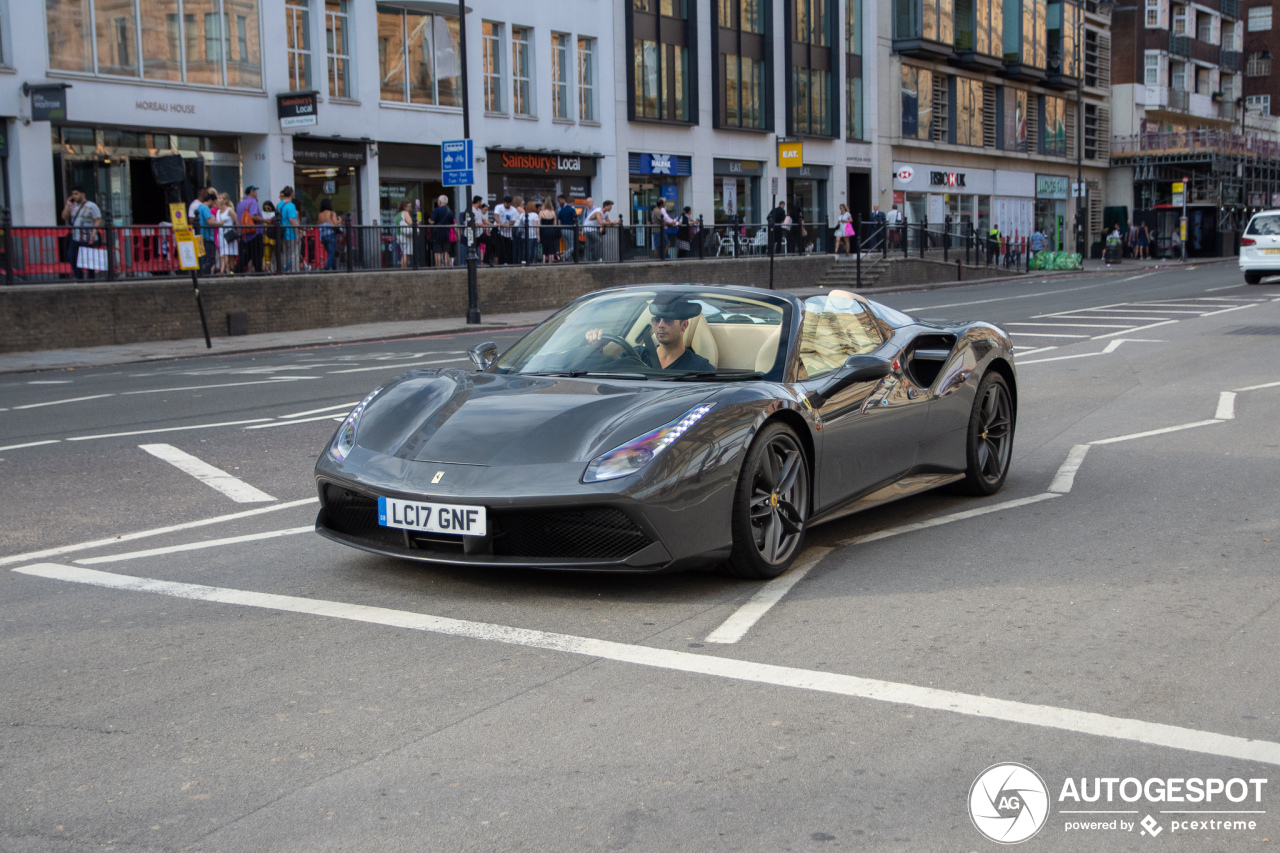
330, 386, 383, 462
582, 404, 715, 483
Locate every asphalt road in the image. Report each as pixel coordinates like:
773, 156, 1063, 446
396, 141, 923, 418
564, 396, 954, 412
2, 264, 1278, 852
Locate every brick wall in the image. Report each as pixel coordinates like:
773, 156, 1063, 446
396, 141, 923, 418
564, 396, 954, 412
0, 255, 835, 354
870, 258, 1023, 289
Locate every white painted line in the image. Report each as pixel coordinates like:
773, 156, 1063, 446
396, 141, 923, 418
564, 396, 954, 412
244, 413, 347, 429
1049, 445, 1091, 493
835, 493, 1061, 547
12, 394, 114, 410
140, 444, 276, 503
0, 440, 62, 452
704, 547, 834, 644
1090, 320, 1180, 340
1205, 285, 1247, 292
908, 280, 1120, 311
1090, 419, 1223, 446
65, 418, 272, 441
1201, 304, 1258, 316
1080, 307, 1202, 314
18, 561, 1280, 768
327, 357, 465, 374
1234, 380, 1280, 392
1007, 322, 1133, 328
1017, 352, 1103, 365
1215, 391, 1236, 421
75, 526, 314, 565
0, 497, 317, 568
26, 380, 72, 384
1009, 332, 1092, 338
1050, 315, 1176, 321
1014, 346, 1059, 357
282, 402, 358, 419
123, 378, 320, 395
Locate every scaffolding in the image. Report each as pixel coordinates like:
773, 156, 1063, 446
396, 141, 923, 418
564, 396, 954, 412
1111, 129, 1280, 233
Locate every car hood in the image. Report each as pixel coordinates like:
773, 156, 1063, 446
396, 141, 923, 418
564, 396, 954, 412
352, 369, 716, 466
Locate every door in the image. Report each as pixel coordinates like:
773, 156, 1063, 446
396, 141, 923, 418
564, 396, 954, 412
794, 293, 932, 509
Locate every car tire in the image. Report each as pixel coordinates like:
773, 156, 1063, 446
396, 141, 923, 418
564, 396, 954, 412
725, 422, 810, 580
1244, 272, 1263, 285
956, 371, 1015, 497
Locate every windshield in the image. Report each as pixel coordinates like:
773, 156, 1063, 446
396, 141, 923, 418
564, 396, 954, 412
492, 289, 790, 380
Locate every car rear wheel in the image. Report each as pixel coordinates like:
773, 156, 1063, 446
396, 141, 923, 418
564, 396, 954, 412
725, 422, 810, 579
956, 372, 1015, 496
1244, 272, 1263, 285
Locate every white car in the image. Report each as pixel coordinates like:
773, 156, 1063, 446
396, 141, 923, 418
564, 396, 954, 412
1241, 210, 1280, 285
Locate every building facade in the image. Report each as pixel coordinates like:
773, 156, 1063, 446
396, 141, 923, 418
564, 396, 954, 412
1, 1, 614, 227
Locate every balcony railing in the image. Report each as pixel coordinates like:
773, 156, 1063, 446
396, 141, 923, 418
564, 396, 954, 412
1220, 49, 1241, 72
1111, 129, 1280, 161
1170, 34, 1191, 57
1168, 89, 1190, 111
1220, 99, 1238, 121
1220, 0, 1240, 20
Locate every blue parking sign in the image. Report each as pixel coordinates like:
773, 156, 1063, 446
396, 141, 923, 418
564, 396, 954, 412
442, 139, 473, 185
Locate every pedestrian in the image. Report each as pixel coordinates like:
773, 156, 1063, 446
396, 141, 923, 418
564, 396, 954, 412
193, 189, 218, 276
834, 203, 853, 255
1029, 226, 1046, 257
1137, 221, 1150, 260
583, 197, 603, 262
556, 195, 578, 262
492, 195, 515, 264
986, 223, 1001, 265
235, 186, 264, 273
540, 197, 559, 262
429, 194, 456, 267
395, 199, 414, 268
767, 199, 787, 254
317, 198, 340, 270
676, 206, 694, 258
522, 199, 540, 264
189, 185, 215, 226
216, 192, 238, 274
61, 186, 103, 281
792, 205, 808, 254
1123, 219, 1135, 259
260, 201, 278, 271
651, 198, 675, 260
277, 186, 300, 272
886, 204, 903, 247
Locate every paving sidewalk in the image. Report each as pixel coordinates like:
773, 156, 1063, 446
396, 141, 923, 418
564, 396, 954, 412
0, 255, 1234, 375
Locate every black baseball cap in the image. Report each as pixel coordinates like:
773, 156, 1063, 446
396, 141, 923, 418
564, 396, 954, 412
648, 293, 702, 321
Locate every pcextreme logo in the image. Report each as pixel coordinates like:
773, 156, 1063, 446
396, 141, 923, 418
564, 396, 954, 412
970, 763, 1269, 843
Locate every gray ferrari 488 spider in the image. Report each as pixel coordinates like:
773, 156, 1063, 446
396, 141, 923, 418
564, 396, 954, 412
314, 284, 1017, 578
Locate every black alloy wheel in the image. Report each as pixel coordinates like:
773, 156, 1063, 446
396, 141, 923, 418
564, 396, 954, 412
726, 422, 810, 579
958, 372, 1015, 496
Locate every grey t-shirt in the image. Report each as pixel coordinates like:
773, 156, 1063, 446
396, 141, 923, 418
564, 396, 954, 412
71, 201, 101, 242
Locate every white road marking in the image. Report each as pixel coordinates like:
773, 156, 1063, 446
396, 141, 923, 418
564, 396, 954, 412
0, 440, 61, 452
907, 281, 1120, 312
123, 378, 320, 395
1234, 380, 1280, 392
834, 493, 1061, 547
1007, 322, 1132, 328
282, 402, 358, 418
140, 444, 275, 503
1049, 445, 1091, 493
1010, 332, 1092, 338
1090, 320, 1181, 339
1079, 307, 1203, 314
327, 357, 466, 374
0, 497, 317, 568
1201, 304, 1258, 316
66, 418, 272, 441
704, 547, 834, 644
26, 380, 72, 384
1016, 339, 1156, 365
1090, 419, 1223, 446
1050, 315, 1177, 322
75, 526, 314, 565
244, 413, 347, 429
12, 394, 114, 409
1215, 392, 1236, 420
1017, 352, 1104, 366
18, 561, 1280, 768
1014, 346, 1059, 357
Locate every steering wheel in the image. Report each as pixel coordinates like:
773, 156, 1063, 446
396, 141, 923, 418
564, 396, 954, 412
594, 333, 646, 364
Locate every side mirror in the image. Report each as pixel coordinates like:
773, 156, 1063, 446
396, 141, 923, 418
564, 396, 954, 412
807, 355, 892, 406
468, 341, 498, 369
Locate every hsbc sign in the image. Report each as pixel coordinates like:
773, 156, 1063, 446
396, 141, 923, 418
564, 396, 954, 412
930, 171, 966, 187
896, 166, 915, 182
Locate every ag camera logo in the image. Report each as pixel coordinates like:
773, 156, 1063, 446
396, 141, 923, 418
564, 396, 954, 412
970, 763, 1050, 844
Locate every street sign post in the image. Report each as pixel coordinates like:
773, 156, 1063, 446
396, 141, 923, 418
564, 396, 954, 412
442, 139, 474, 187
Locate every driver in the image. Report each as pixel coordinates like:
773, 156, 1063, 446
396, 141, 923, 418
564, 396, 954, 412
585, 294, 715, 373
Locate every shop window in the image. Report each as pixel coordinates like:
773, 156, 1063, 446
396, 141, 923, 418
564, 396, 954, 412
901, 65, 933, 140
48, 1, 261, 88
789, 0, 834, 136
377, 4, 461, 107
483, 21, 503, 112
1040, 94, 1066, 155
512, 26, 533, 115
717, 0, 769, 129
552, 32, 571, 119
955, 77, 983, 146
578, 37, 597, 122
286, 0, 311, 90
326, 0, 351, 99
630, 0, 693, 122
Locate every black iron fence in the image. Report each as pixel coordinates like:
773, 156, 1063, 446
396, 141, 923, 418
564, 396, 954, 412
845, 216, 1032, 279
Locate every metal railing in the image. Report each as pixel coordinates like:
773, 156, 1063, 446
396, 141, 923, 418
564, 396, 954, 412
844, 217, 1034, 282
1111, 128, 1280, 160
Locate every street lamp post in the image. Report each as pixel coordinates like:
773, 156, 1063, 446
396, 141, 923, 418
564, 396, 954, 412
1074, 0, 1085, 256
459, 0, 481, 324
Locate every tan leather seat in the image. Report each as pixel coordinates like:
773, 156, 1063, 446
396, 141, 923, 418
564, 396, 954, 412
682, 314, 719, 367
755, 327, 781, 373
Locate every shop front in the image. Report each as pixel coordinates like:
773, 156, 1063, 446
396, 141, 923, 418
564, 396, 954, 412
487, 150, 596, 208
1035, 174, 1069, 251
892, 162, 993, 243
378, 142, 443, 227
713, 159, 763, 224
628, 153, 690, 225
786, 165, 830, 231
291, 138, 367, 224
991, 170, 1035, 242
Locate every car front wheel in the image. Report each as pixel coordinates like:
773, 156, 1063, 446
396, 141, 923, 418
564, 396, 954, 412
725, 422, 810, 579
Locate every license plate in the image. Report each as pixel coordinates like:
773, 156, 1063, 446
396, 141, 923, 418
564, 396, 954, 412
378, 496, 487, 535
1263, 248, 1280, 255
